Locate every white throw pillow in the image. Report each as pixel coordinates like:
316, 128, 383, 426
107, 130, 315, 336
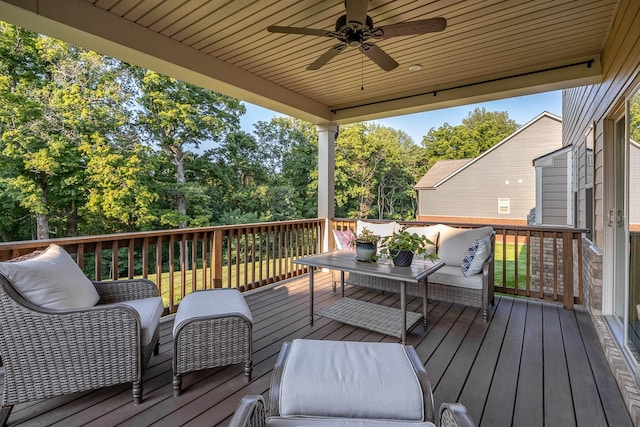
356, 220, 398, 238
0, 244, 100, 309
461, 235, 492, 276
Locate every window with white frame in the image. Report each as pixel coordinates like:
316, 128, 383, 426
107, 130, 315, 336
498, 198, 510, 214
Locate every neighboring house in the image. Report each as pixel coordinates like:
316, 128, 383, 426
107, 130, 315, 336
415, 112, 562, 225
532, 145, 576, 227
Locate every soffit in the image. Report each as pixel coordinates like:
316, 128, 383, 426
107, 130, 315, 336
0, 0, 616, 124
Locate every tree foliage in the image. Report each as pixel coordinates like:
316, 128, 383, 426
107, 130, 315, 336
631, 91, 640, 143
132, 69, 245, 227
335, 123, 422, 219
0, 22, 526, 241
422, 107, 519, 168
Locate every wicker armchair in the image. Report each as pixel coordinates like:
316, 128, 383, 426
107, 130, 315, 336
0, 254, 161, 426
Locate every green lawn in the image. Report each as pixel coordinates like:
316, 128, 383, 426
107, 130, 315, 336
494, 242, 529, 289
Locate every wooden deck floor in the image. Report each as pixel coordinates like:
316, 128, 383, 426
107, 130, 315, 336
2, 272, 633, 426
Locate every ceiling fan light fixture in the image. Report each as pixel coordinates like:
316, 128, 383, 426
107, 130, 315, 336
408, 64, 423, 72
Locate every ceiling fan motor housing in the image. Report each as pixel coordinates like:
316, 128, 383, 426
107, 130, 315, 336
335, 15, 375, 46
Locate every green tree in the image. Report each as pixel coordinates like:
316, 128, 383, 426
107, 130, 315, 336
335, 123, 420, 219
631, 91, 640, 142
422, 107, 518, 168
132, 69, 245, 227
253, 117, 318, 218
0, 23, 132, 239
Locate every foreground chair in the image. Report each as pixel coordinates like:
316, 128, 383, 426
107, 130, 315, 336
230, 396, 475, 427
229, 339, 476, 427
0, 244, 162, 426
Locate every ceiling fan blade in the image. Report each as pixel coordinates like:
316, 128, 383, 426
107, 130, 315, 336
307, 44, 347, 70
360, 43, 398, 71
345, 0, 369, 29
377, 17, 447, 38
267, 26, 332, 37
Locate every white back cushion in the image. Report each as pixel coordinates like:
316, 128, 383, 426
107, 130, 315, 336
356, 220, 397, 238
437, 226, 493, 266
0, 244, 100, 309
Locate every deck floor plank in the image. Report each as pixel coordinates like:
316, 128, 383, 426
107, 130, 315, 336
459, 296, 513, 422
513, 300, 544, 427
481, 297, 527, 426
542, 303, 576, 426
559, 305, 608, 426
1, 272, 632, 426
575, 308, 634, 427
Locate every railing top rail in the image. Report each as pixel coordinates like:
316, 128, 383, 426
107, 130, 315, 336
332, 218, 589, 234
0, 218, 325, 250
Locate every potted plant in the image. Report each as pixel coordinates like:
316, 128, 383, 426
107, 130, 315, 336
349, 227, 380, 262
379, 226, 438, 267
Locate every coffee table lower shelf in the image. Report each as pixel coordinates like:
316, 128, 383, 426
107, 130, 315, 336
315, 298, 423, 339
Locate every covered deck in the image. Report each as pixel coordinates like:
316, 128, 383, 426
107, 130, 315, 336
2, 272, 631, 426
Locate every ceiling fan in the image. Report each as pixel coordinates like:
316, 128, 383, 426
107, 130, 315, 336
267, 0, 447, 71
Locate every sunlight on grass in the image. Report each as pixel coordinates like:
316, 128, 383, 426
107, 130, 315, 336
494, 242, 529, 289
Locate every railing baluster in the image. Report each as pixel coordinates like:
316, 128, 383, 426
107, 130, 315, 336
128, 238, 135, 279
191, 233, 198, 292
169, 235, 175, 312
95, 242, 102, 281
111, 241, 119, 280
142, 238, 149, 279
212, 230, 222, 288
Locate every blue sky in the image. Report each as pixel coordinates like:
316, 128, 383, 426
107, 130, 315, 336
240, 90, 562, 144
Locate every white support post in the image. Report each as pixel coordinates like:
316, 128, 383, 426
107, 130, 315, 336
316, 124, 338, 253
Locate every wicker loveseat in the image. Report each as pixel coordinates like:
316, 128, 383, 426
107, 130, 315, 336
0, 244, 162, 426
337, 221, 495, 320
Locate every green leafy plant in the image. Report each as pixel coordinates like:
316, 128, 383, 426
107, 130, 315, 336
379, 226, 438, 260
349, 227, 381, 247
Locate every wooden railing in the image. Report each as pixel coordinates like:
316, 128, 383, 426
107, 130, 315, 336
333, 219, 586, 308
0, 219, 324, 314
0, 218, 586, 312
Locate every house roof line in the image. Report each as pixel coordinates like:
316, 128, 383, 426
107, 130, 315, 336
532, 144, 574, 164
421, 111, 562, 189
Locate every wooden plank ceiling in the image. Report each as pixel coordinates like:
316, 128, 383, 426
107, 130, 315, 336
0, 0, 617, 124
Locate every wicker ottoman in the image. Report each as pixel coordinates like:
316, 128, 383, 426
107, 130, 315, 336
172, 289, 253, 397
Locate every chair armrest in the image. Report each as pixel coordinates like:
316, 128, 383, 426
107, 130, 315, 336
229, 395, 266, 427
269, 341, 292, 416
439, 403, 476, 427
93, 278, 159, 303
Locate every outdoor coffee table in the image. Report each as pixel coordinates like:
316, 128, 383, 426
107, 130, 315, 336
293, 251, 444, 343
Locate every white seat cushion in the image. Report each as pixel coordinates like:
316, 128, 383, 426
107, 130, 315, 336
121, 296, 163, 346
173, 288, 253, 337
429, 265, 484, 289
279, 339, 425, 421
0, 244, 100, 309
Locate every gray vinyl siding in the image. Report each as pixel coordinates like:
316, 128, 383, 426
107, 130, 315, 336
540, 152, 568, 225
418, 114, 562, 221
562, 0, 640, 247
